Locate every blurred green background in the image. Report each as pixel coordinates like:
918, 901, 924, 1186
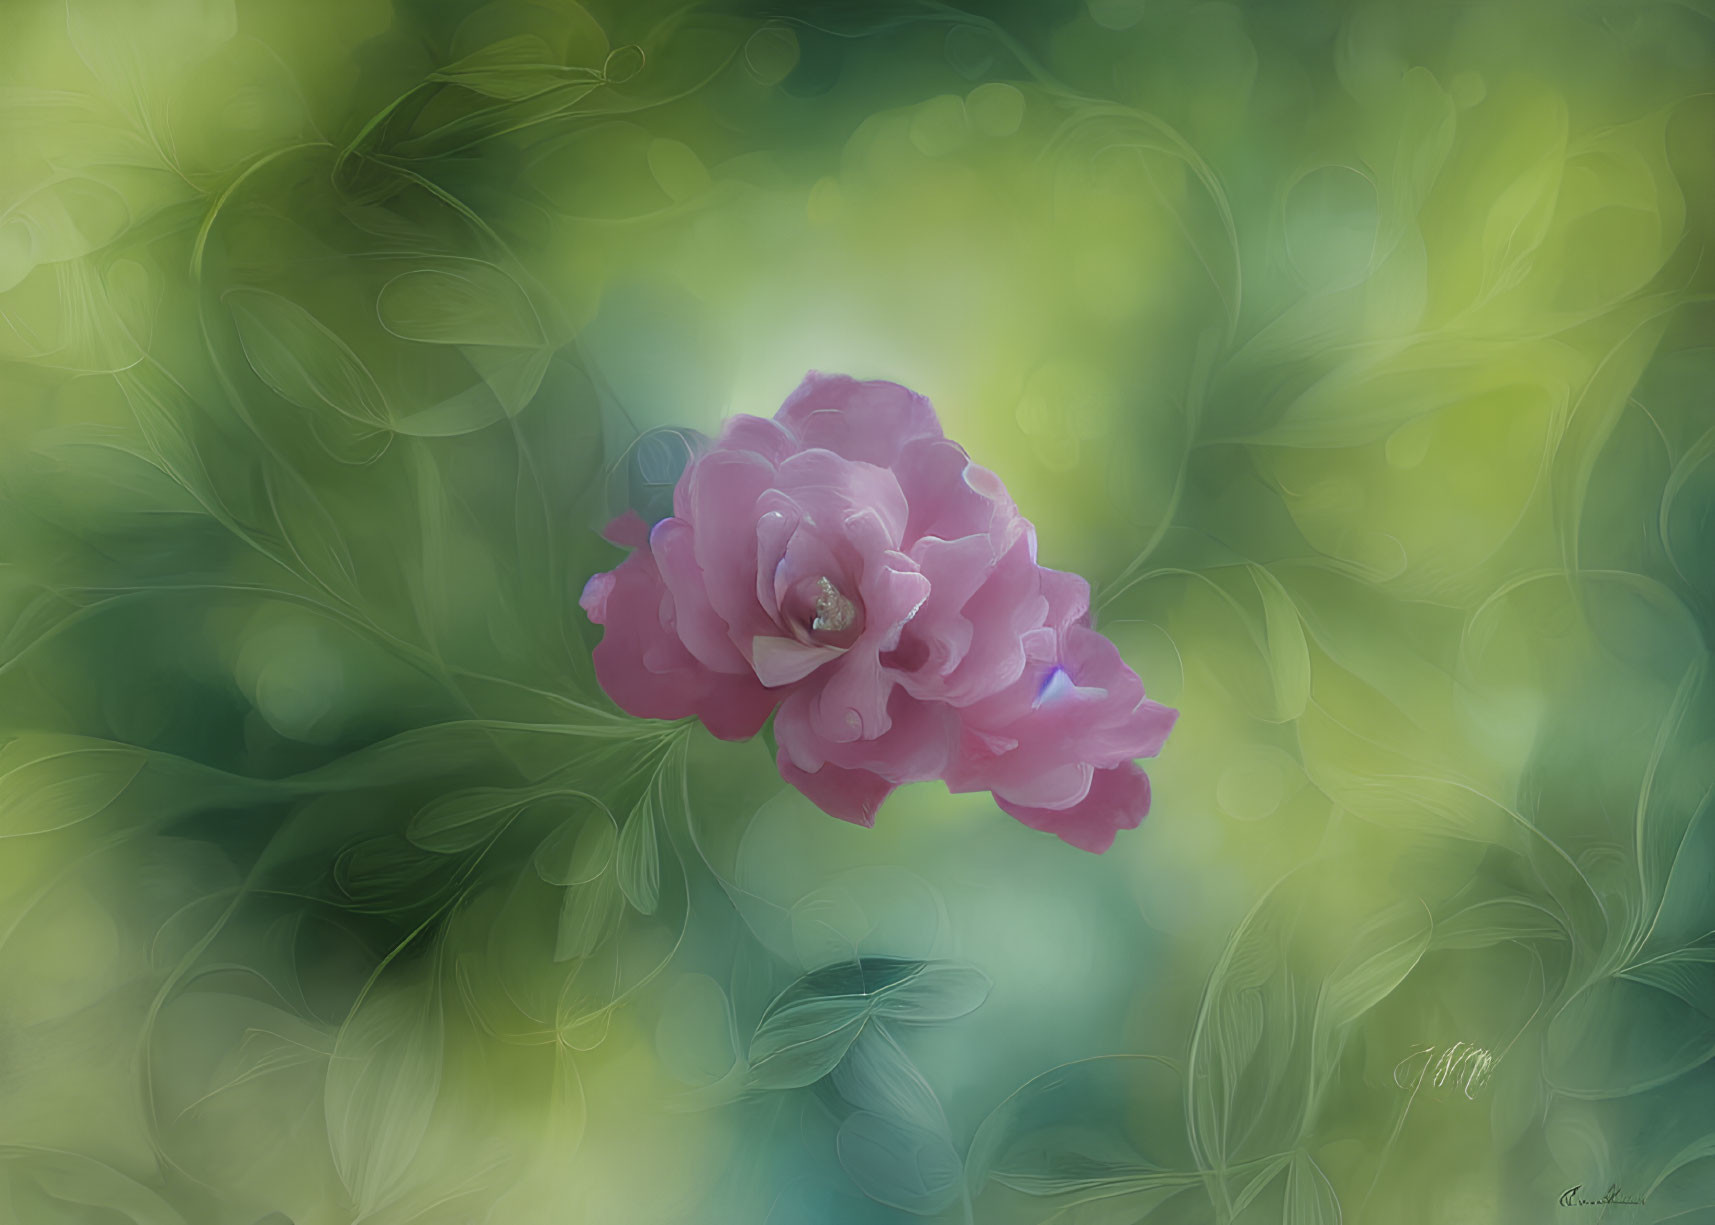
1, 0, 1713, 1221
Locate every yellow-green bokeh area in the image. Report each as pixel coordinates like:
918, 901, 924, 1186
1, 0, 1713, 1222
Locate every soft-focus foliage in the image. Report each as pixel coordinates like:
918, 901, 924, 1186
0, 0, 1711, 1222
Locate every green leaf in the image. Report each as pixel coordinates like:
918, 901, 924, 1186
31, 434, 203, 516
1544, 971, 1715, 1098
325, 976, 444, 1214
555, 872, 621, 962
376, 261, 545, 348
0, 734, 145, 837
430, 36, 604, 101
0, 175, 133, 291
1317, 902, 1432, 1032
1479, 92, 1567, 296
774, 957, 928, 1009
264, 464, 362, 596
873, 963, 991, 1024
744, 960, 938, 1090
1231, 1155, 1293, 1218
836, 1110, 963, 1217
1647, 1132, 1715, 1199
225, 288, 389, 428
1251, 565, 1311, 722
965, 1055, 1192, 1197
390, 346, 551, 437
602, 44, 644, 84
406, 786, 525, 853
1620, 944, 1715, 1018
391, 83, 604, 160
332, 836, 446, 911
0, 1148, 187, 1225
831, 1024, 946, 1129
1188, 882, 1303, 1169
746, 993, 873, 1090
615, 786, 661, 915
533, 804, 617, 886
1433, 899, 1566, 950
1284, 1152, 1341, 1225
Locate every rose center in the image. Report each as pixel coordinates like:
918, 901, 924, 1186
811, 576, 857, 634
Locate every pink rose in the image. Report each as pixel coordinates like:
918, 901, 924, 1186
579, 373, 1177, 852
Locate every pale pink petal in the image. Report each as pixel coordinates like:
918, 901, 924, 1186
997, 762, 1152, 853
649, 518, 752, 675
678, 449, 778, 638
946, 622, 1176, 813
969, 757, 1095, 811
776, 449, 910, 547
1040, 565, 1093, 633
754, 500, 800, 626
776, 686, 957, 784
579, 571, 616, 622
752, 635, 845, 687
887, 533, 992, 689
894, 438, 1024, 548
938, 538, 1048, 705
812, 647, 892, 744
776, 373, 943, 468
717, 413, 798, 463
856, 554, 931, 650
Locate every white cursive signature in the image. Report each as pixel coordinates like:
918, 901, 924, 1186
1392, 1041, 1497, 1099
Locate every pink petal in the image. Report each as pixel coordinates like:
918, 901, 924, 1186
754, 501, 800, 626
775, 686, 956, 781
694, 673, 788, 741
774, 517, 853, 637
752, 635, 845, 687
963, 756, 1095, 811
937, 537, 1048, 704
996, 761, 1153, 853
894, 438, 1024, 547
717, 413, 798, 463
776, 449, 910, 548
775, 372, 944, 468
584, 549, 777, 740
812, 647, 892, 744
856, 554, 932, 650
600, 510, 651, 549
1040, 565, 1093, 633
579, 571, 616, 622
678, 450, 779, 638
650, 518, 752, 675
888, 533, 993, 688
1059, 626, 1180, 759
777, 756, 894, 828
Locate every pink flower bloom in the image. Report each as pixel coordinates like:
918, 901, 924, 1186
580, 373, 1177, 852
